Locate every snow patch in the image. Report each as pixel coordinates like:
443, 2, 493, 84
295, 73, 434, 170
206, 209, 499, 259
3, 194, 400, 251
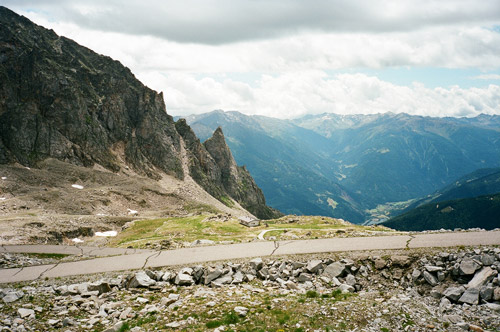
95, 231, 117, 237
71, 184, 84, 190
1, 177, 6, 180
127, 209, 138, 215
72, 238, 84, 243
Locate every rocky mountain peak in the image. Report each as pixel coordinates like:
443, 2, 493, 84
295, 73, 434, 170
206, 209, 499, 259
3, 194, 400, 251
0, 6, 280, 219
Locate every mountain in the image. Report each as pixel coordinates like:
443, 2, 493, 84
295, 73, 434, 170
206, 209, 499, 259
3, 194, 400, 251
382, 193, 500, 231
293, 112, 500, 207
180, 111, 367, 223
183, 110, 500, 223
0, 6, 278, 220
402, 167, 500, 213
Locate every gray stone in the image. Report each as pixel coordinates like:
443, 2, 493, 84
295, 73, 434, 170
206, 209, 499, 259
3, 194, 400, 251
203, 269, 222, 285
128, 271, 156, 288
339, 284, 355, 293
297, 273, 312, 282
175, 273, 194, 286
480, 286, 494, 301
191, 239, 215, 246
459, 259, 481, 275
437, 271, 446, 282
292, 262, 306, 269
458, 287, 479, 305
306, 260, 323, 273
425, 265, 444, 272
374, 258, 387, 269
2, 291, 22, 303
232, 271, 245, 284
322, 262, 345, 278
485, 303, 500, 312
234, 306, 249, 317
17, 308, 34, 318
88, 281, 111, 295
482, 254, 495, 266
391, 255, 411, 267
467, 267, 496, 289
249, 258, 264, 270
211, 274, 233, 287
104, 321, 124, 332
285, 281, 299, 290
179, 267, 193, 275
256, 267, 269, 279
443, 314, 464, 324
161, 271, 173, 282
494, 287, 500, 301
411, 269, 421, 281
423, 271, 439, 286
345, 274, 356, 286
444, 286, 465, 302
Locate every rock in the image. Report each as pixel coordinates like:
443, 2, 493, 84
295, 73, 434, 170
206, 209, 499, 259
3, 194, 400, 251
292, 262, 306, 269
119, 307, 133, 320
423, 271, 439, 286
306, 260, 323, 274
165, 322, 182, 328
2, 291, 22, 303
232, 271, 245, 284
234, 306, 249, 317
479, 286, 494, 301
374, 258, 387, 269
481, 254, 495, 266
494, 287, 500, 301
211, 274, 233, 287
345, 274, 356, 286
443, 314, 463, 324
17, 308, 34, 318
425, 265, 444, 272
179, 267, 193, 275
250, 258, 264, 270
257, 267, 270, 279
444, 286, 465, 302
459, 259, 481, 275
285, 281, 299, 290
88, 281, 111, 295
127, 271, 156, 288
485, 303, 500, 312
175, 273, 194, 286
203, 269, 223, 285
458, 287, 479, 305
161, 271, 173, 282
339, 284, 355, 293
469, 325, 484, 332
411, 269, 422, 281
467, 267, 496, 289
191, 239, 215, 246
297, 273, 312, 283
322, 262, 345, 278
391, 255, 411, 267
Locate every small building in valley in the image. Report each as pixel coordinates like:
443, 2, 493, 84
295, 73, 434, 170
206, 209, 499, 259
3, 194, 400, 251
239, 216, 260, 227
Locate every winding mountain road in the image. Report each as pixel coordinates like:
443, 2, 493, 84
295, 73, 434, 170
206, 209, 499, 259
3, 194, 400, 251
1, 230, 500, 284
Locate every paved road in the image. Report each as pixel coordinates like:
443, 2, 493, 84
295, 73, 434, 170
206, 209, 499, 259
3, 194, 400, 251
1, 230, 499, 284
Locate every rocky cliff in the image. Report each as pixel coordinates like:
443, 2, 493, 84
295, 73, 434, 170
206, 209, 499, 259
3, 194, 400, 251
0, 6, 279, 219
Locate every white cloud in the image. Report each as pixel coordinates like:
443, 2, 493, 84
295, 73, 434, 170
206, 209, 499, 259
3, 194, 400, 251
473, 74, 500, 80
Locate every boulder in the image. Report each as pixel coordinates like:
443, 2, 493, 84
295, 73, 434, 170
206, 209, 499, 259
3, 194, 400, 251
425, 265, 444, 272
458, 287, 479, 305
391, 255, 411, 267
203, 269, 222, 285
127, 271, 156, 288
345, 274, 356, 286
480, 286, 494, 301
18, 308, 34, 318
174, 273, 194, 286
211, 274, 233, 287
467, 267, 496, 289
232, 271, 245, 284
443, 286, 465, 302
374, 258, 387, 269
306, 260, 323, 274
88, 281, 111, 295
494, 287, 500, 301
459, 259, 481, 275
2, 291, 22, 303
322, 262, 345, 278
297, 273, 312, 282
339, 284, 355, 293
249, 258, 264, 270
481, 254, 495, 266
423, 271, 439, 286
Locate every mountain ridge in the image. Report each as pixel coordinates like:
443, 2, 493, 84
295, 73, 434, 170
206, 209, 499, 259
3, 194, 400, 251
0, 6, 279, 219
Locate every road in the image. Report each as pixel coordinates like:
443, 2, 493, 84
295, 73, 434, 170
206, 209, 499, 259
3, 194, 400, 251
1, 230, 499, 284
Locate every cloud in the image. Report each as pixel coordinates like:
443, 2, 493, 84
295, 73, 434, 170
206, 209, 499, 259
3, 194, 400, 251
144, 71, 500, 119
4, 0, 500, 44
473, 74, 500, 80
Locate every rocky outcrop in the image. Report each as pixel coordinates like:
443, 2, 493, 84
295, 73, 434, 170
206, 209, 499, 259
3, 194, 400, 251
0, 6, 279, 218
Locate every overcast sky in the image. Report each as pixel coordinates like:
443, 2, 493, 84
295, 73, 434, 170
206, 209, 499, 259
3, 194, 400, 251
3, 0, 500, 118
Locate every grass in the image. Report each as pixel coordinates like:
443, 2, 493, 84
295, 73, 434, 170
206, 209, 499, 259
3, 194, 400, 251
109, 213, 396, 248
23, 253, 70, 259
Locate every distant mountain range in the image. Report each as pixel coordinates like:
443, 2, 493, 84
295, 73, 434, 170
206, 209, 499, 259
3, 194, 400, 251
180, 110, 500, 223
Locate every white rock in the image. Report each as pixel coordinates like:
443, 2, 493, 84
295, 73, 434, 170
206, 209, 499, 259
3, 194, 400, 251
127, 209, 138, 215
71, 184, 84, 190
72, 238, 84, 243
234, 306, 249, 316
17, 308, 34, 318
1, 177, 7, 180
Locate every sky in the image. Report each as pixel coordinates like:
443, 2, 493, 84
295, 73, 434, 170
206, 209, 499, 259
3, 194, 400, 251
2, 0, 500, 119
